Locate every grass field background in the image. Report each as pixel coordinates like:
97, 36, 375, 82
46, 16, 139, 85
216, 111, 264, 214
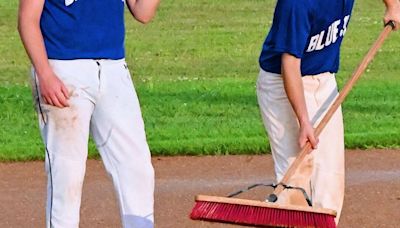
0, 0, 399, 161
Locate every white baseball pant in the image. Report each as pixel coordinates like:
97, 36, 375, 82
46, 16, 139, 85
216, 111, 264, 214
256, 69, 345, 224
31, 59, 154, 228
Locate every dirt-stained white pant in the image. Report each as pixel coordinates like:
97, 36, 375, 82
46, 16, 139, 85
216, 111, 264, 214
256, 69, 345, 224
31, 59, 154, 228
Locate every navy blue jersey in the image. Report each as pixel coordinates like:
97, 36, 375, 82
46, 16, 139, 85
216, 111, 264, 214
259, 0, 355, 76
40, 0, 125, 60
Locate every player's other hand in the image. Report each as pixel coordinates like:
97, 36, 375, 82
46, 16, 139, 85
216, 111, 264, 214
38, 72, 70, 108
384, 1, 400, 30
299, 121, 319, 151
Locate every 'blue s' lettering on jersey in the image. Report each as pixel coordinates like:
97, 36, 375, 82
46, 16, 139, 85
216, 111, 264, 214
259, 0, 355, 76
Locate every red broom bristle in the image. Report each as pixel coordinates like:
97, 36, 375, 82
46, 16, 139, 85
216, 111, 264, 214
190, 201, 336, 228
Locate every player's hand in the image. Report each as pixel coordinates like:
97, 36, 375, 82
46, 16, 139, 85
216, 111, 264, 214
38, 72, 70, 108
298, 121, 319, 151
384, 1, 400, 30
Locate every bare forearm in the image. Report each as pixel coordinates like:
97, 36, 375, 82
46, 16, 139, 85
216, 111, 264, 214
18, 0, 52, 79
126, 0, 160, 24
18, 0, 69, 108
281, 53, 319, 148
281, 54, 310, 125
18, 23, 52, 78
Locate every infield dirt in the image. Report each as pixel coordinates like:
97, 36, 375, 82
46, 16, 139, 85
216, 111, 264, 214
1, 149, 399, 227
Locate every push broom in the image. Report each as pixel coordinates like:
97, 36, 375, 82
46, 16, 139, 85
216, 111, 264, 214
190, 21, 395, 227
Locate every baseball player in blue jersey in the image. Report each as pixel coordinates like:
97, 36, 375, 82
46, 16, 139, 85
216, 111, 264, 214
257, 0, 400, 224
18, 0, 159, 227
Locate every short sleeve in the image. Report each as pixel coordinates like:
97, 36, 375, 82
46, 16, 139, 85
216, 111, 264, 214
266, 0, 312, 58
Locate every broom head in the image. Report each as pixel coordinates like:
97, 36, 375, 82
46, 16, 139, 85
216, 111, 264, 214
190, 195, 337, 228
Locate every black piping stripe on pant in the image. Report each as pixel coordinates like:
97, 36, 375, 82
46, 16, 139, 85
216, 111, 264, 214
34, 73, 54, 228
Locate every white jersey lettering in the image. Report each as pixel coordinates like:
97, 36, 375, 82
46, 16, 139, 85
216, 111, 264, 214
306, 15, 350, 53
306, 34, 319, 52
316, 30, 326, 51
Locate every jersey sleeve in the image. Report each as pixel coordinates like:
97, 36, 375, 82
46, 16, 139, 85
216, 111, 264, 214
266, 0, 313, 58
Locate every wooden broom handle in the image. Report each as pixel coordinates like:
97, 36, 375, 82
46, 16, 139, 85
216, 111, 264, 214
274, 21, 395, 196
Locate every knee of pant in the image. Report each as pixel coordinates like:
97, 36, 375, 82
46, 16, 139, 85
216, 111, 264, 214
138, 163, 155, 181
118, 159, 154, 181
49, 157, 86, 183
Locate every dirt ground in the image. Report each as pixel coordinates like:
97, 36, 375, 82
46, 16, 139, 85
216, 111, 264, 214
0, 149, 399, 228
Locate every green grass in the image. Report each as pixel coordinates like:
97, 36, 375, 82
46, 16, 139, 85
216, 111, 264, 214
1, 0, 399, 161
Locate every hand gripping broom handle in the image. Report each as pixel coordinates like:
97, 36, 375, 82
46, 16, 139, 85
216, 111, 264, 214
272, 21, 395, 198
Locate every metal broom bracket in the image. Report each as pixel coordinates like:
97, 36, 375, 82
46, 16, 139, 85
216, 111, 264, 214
227, 183, 312, 206
267, 183, 313, 207
227, 183, 276, 198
